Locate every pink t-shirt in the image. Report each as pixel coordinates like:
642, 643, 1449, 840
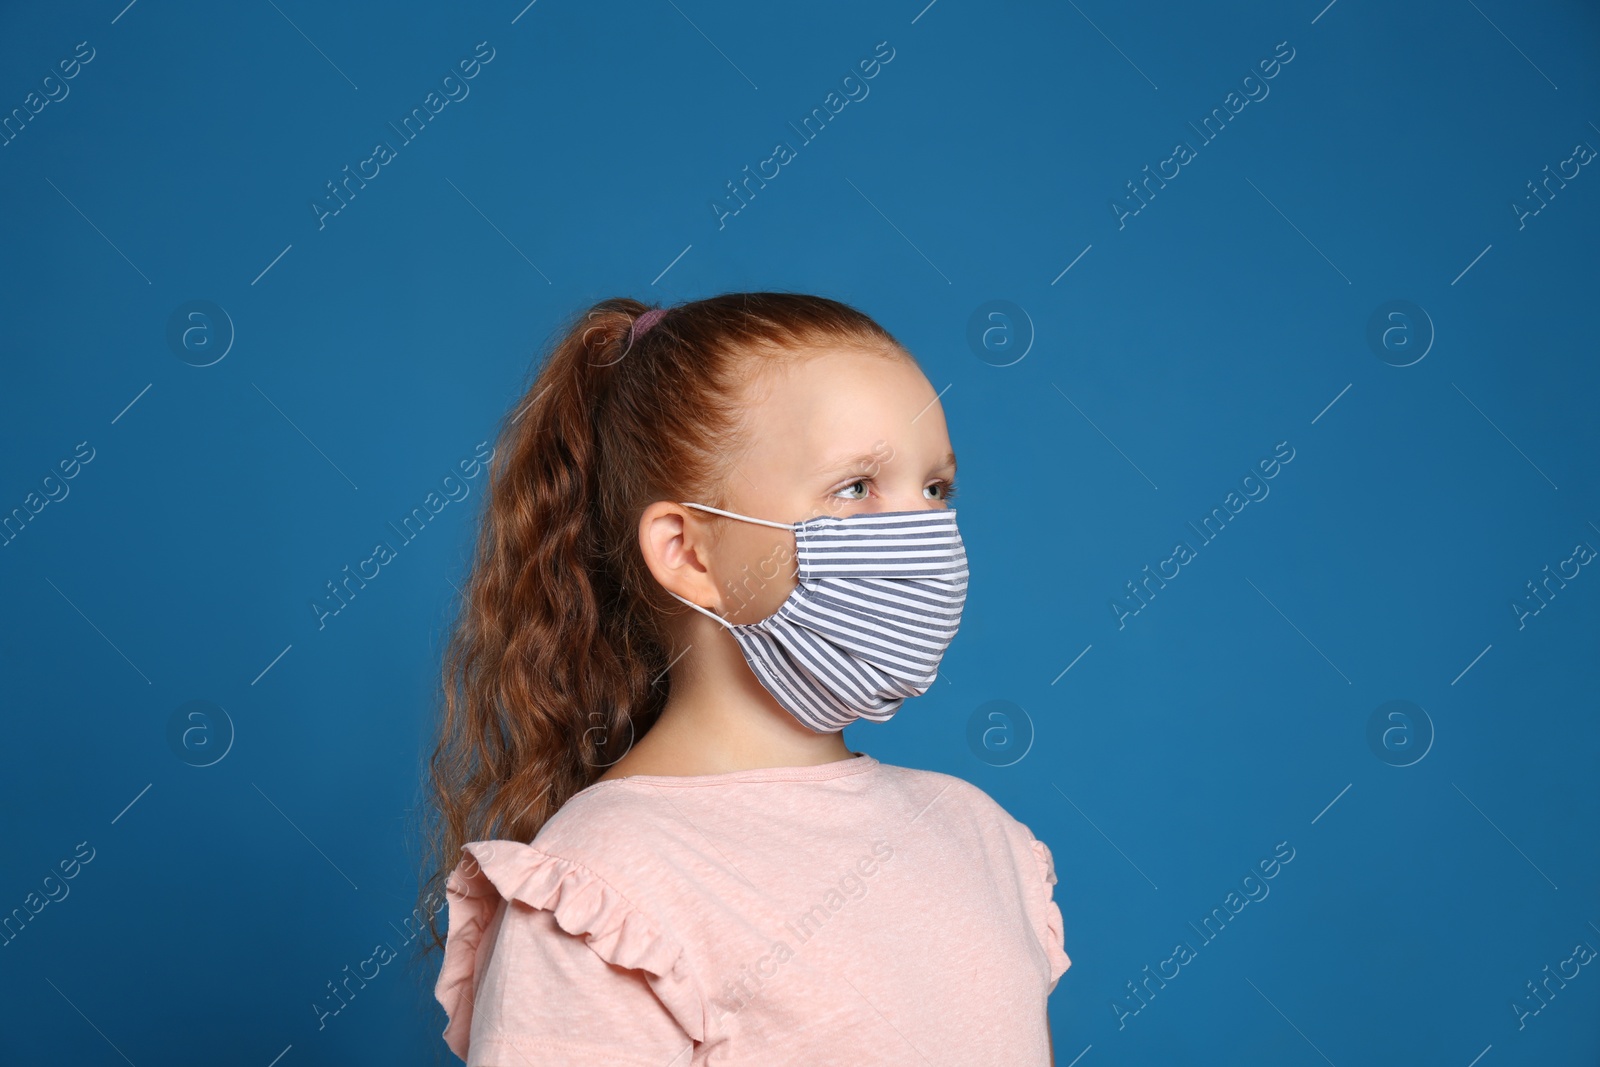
434, 751, 1071, 1065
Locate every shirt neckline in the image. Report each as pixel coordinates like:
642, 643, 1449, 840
575, 751, 879, 796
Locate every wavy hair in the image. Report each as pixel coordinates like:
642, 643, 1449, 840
413, 292, 903, 956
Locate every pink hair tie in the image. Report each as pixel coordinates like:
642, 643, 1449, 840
631, 308, 667, 339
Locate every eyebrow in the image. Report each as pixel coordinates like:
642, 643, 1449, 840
814, 450, 958, 477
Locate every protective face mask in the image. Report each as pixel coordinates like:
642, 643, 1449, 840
665, 501, 969, 733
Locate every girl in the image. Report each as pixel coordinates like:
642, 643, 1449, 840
420, 293, 1070, 1065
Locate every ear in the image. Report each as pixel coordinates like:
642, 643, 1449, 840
638, 501, 725, 614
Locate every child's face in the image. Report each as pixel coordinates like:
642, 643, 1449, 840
706, 344, 957, 624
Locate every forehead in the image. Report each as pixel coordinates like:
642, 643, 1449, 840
732, 344, 947, 473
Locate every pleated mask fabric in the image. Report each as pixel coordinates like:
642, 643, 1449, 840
667, 503, 969, 733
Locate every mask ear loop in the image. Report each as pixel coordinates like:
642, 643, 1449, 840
678, 501, 796, 530
669, 502, 798, 625
666, 589, 737, 630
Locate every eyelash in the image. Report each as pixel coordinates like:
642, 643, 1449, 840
836, 477, 958, 502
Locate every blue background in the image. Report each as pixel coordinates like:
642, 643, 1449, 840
2, 0, 1597, 1063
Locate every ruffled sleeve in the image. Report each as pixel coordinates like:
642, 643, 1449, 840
434, 839, 704, 1065
1024, 835, 1072, 993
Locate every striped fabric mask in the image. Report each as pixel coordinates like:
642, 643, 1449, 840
667, 502, 969, 733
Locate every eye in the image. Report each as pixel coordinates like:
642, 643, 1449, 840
834, 479, 869, 500
925, 478, 958, 502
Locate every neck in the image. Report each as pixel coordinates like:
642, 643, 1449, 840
600, 617, 854, 778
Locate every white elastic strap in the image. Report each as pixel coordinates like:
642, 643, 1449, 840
667, 588, 736, 629
679, 501, 796, 530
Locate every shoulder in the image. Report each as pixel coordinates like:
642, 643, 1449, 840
532, 780, 680, 859
871, 765, 1071, 988
435, 802, 708, 1058
874, 761, 1028, 831
875, 762, 1057, 873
